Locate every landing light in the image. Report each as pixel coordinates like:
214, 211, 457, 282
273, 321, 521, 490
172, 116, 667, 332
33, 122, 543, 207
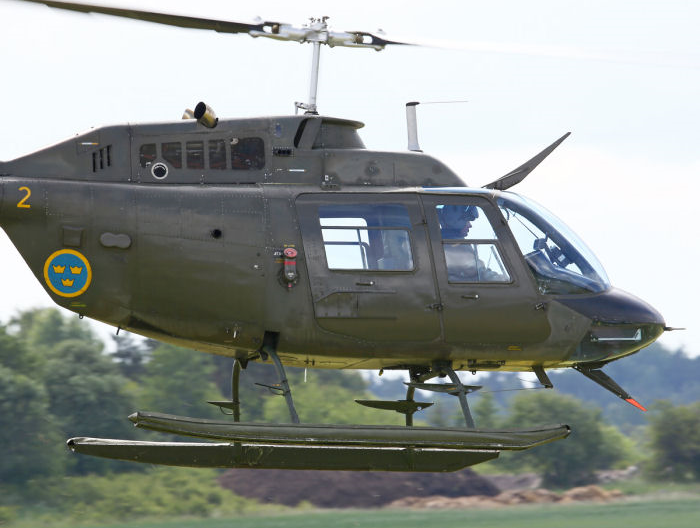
590, 328, 642, 342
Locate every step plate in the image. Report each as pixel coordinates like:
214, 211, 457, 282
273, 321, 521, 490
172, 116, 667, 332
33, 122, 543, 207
67, 438, 498, 472
355, 399, 433, 414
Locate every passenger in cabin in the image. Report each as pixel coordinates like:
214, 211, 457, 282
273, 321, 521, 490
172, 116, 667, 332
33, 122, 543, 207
377, 230, 413, 270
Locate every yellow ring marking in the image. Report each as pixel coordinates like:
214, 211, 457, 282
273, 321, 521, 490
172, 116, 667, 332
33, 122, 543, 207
43, 249, 93, 298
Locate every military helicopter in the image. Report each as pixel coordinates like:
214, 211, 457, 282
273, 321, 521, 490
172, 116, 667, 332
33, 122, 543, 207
0, 0, 670, 472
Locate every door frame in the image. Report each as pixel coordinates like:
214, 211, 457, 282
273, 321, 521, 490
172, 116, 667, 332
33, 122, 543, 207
295, 192, 443, 342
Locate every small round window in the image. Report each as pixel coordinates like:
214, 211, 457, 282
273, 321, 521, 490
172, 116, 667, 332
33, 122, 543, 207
151, 162, 168, 179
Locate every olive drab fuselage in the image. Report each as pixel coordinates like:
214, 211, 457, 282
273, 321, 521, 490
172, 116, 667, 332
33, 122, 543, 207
1, 0, 670, 472
0, 114, 665, 372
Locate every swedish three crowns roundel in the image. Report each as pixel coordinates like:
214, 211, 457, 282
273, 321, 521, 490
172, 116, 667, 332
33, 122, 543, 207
43, 249, 92, 298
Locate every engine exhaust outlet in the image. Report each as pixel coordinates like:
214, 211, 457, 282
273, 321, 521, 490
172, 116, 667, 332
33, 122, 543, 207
194, 102, 218, 128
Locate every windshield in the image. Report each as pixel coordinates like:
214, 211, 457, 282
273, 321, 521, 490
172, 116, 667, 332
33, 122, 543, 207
497, 193, 610, 294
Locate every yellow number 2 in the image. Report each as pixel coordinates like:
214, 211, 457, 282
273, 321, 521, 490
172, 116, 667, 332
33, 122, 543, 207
17, 186, 31, 209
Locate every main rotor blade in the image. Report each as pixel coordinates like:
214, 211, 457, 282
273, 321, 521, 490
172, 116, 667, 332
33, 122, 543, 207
17, 0, 271, 34
15, 0, 412, 49
17, 1, 695, 65
382, 33, 700, 69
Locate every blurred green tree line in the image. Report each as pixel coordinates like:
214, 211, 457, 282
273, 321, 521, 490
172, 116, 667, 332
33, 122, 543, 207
0, 308, 400, 486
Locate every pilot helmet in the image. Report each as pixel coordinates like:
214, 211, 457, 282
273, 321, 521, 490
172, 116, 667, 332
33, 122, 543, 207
439, 205, 479, 230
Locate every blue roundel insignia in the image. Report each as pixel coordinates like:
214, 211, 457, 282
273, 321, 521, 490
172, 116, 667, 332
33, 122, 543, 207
43, 249, 93, 298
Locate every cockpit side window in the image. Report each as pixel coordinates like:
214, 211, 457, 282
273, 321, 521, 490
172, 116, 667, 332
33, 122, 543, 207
497, 194, 610, 294
319, 204, 414, 271
436, 204, 510, 283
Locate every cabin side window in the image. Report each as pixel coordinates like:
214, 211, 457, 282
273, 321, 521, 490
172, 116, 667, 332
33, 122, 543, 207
186, 141, 204, 169
138, 138, 265, 172
209, 140, 227, 170
231, 137, 265, 170
162, 142, 182, 168
436, 204, 510, 283
139, 144, 156, 168
319, 204, 414, 271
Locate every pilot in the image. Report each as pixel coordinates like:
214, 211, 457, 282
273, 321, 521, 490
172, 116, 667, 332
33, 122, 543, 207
438, 205, 479, 239
438, 205, 498, 282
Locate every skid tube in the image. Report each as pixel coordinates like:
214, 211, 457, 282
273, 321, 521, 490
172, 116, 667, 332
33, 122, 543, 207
68, 438, 500, 472
67, 414, 569, 471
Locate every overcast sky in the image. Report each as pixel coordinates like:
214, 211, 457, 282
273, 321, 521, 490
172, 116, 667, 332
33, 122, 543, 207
0, 0, 698, 355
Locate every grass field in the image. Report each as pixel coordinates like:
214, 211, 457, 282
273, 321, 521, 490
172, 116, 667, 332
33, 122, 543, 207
24, 496, 698, 528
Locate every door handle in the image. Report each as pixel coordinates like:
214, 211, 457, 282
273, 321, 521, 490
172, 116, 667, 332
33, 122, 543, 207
461, 294, 480, 300
355, 281, 375, 286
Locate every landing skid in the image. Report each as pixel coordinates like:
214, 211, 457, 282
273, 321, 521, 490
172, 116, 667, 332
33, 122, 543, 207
66, 339, 570, 471
125, 411, 569, 450
68, 438, 500, 472
68, 418, 568, 471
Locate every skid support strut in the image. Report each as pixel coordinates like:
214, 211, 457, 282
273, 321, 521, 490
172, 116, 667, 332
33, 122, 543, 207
443, 367, 476, 429
208, 358, 242, 421
262, 343, 300, 424
230, 359, 241, 421
429, 361, 477, 429
405, 362, 480, 429
405, 367, 436, 426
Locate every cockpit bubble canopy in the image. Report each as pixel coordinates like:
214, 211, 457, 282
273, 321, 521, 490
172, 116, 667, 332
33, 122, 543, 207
497, 193, 610, 295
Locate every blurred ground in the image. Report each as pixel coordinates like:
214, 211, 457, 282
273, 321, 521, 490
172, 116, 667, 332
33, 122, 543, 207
219, 467, 499, 507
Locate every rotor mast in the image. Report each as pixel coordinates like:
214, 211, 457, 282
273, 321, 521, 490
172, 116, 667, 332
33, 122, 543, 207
293, 17, 329, 115
307, 40, 322, 113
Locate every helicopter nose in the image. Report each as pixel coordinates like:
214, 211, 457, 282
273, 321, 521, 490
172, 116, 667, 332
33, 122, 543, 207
559, 287, 665, 326
557, 287, 665, 363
